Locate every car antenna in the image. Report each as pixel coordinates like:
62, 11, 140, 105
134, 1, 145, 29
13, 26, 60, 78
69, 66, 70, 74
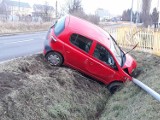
124, 43, 139, 56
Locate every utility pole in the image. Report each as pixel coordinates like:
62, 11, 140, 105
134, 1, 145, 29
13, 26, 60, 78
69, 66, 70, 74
136, 0, 140, 24
55, 1, 57, 18
157, 0, 159, 27
18, 0, 20, 11
130, 0, 134, 23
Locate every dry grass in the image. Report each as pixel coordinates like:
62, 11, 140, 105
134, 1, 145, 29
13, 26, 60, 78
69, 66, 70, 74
0, 54, 109, 120
0, 22, 52, 34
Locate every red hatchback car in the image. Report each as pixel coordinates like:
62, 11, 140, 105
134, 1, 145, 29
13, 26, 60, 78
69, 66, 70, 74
44, 15, 137, 93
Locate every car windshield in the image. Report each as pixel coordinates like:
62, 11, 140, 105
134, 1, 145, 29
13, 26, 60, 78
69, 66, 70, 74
109, 35, 122, 66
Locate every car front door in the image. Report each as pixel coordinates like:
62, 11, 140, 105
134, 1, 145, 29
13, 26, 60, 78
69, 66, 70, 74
85, 43, 118, 84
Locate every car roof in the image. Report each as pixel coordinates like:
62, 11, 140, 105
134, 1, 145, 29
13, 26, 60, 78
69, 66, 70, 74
66, 15, 111, 49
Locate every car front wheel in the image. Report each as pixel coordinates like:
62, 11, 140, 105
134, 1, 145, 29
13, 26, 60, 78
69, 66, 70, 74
46, 52, 63, 66
107, 82, 123, 94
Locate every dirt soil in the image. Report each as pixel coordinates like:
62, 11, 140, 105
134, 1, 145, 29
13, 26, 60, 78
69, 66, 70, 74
0, 50, 160, 120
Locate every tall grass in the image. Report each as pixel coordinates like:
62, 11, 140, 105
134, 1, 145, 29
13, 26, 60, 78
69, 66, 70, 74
0, 22, 52, 34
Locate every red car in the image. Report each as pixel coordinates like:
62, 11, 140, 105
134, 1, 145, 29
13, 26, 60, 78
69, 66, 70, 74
44, 15, 137, 93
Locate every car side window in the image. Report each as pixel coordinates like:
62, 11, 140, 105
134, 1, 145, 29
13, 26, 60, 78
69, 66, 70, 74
70, 34, 92, 53
93, 44, 115, 66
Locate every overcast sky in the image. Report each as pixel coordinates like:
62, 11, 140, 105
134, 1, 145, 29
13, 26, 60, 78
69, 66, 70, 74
13, 0, 159, 16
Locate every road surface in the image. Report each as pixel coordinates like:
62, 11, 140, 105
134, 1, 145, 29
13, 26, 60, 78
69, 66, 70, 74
0, 23, 126, 62
0, 31, 47, 62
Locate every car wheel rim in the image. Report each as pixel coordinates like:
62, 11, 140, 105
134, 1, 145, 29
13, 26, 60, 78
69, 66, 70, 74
48, 54, 60, 65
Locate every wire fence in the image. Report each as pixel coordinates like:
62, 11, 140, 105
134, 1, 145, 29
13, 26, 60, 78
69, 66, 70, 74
105, 26, 160, 56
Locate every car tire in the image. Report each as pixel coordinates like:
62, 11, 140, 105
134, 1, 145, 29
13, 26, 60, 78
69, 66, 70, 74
46, 52, 63, 66
107, 82, 123, 94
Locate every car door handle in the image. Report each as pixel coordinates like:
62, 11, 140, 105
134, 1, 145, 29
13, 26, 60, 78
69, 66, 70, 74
84, 59, 93, 65
66, 51, 70, 53
84, 59, 88, 64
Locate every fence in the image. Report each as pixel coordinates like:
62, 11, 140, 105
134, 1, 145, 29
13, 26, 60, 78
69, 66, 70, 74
105, 26, 160, 56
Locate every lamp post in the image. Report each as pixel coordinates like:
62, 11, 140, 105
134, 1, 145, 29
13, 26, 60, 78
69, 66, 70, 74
19, 0, 20, 11
130, 0, 134, 23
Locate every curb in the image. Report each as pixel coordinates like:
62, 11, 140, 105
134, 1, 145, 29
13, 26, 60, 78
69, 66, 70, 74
0, 52, 42, 64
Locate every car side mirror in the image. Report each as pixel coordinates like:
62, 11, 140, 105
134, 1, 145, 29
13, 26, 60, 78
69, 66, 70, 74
108, 58, 118, 70
108, 57, 114, 65
111, 64, 118, 70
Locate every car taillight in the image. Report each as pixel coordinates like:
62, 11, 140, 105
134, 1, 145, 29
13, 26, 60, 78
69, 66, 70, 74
51, 35, 57, 42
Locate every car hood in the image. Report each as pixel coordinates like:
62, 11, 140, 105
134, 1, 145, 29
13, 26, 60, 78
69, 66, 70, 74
122, 54, 137, 74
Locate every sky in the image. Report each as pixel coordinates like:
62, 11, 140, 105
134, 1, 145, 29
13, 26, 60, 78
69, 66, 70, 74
12, 0, 159, 16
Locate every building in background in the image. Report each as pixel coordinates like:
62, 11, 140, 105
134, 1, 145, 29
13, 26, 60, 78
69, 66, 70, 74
95, 8, 111, 21
7, 0, 31, 16
0, 0, 55, 22
0, 0, 32, 21
32, 4, 54, 22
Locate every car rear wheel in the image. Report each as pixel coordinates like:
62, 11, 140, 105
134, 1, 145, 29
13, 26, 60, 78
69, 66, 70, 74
46, 52, 63, 66
107, 82, 123, 94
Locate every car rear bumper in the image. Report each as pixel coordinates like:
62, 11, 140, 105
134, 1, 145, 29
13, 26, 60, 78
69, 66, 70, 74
43, 39, 52, 55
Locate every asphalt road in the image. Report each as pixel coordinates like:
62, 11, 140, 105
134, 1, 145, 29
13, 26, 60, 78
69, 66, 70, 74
0, 31, 47, 62
0, 23, 126, 63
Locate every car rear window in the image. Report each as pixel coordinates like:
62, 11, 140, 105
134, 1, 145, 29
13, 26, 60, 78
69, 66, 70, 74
54, 16, 66, 36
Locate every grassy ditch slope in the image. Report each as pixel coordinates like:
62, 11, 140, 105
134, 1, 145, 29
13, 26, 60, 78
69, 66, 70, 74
99, 50, 160, 120
0, 50, 160, 120
0, 55, 109, 120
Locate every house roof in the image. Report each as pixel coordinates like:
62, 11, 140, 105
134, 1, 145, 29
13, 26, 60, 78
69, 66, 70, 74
6, 0, 31, 8
33, 4, 54, 11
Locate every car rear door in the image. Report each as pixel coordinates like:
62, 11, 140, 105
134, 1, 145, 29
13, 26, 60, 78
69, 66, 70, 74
85, 43, 118, 84
64, 33, 93, 73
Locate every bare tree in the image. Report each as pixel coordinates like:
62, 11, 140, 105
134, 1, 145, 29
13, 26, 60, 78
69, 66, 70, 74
44, 2, 49, 17
33, 1, 54, 22
141, 0, 151, 27
43, 1, 53, 21
122, 9, 132, 21
60, 0, 99, 24
151, 7, 159, 28
68, 0, 82, 13
59, 0, 83, 16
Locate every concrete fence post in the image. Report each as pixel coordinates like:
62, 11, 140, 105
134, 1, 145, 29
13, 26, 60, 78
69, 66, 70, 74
132, 78, 160, 102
